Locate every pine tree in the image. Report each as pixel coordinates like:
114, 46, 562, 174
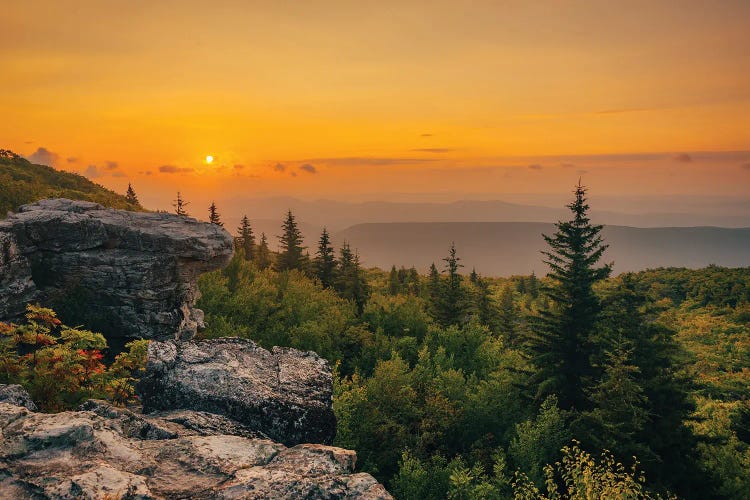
469, 268, 479, 284
236, 215, 254, 261
498, 285, 518, 344
125, 183, 139, 206
173, 192, 189, 216
433, 243, 468, 327
256, 232, 271, 270
388, 266, 400, 295
473, 274, 497, 331
208, 202, 223, 226
528, 271, 540, 298
275, 210, 306, 271
588, 277, 711, 497
334, 242, 370, 314
428, 263, 441, 302
314, 228, 336, 288
527, 182, 611, 411
407, 267, 420, 295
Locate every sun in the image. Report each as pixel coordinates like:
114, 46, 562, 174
205, 155, 214, 164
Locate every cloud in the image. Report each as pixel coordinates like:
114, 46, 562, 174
26, 147, 59, 166
104, 161, 119, 170
420, 133, 434, 137
291, 171, 297, 177
84, 165, 102, 178
411, 148, 454, 153
112, 171, 126, 178
528, 164, 543, 170
138, 170, 153, 176
158, 165, 193, 174
306, 157, 437, 167
673, 153, 692, 163
274, 162, 286, 172
234, 164, 245, 170
561, 163, 575, 168
577, 169, 589, 175
299, 163, 317, 174
66, 157, 78, 163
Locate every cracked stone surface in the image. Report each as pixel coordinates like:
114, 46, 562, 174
0, 199, 234, 346
0, 397, 391, 499
137, 338, 337, 446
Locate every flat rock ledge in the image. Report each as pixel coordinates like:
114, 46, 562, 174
0, 398, 391, 499
0, 199, 234, 345
137, 338, 337, 447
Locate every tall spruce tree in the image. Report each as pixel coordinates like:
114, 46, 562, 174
388, 266, 400, 295
334, 242, 370, 315
125, 183, 139, 206
314, 228, 336, 288
256, 232, 271, 270
528, 182, 611, 411
433, 243, 468, 327
275, 210, 306, 271
236, 215, 255, 261
498, 285, 518, 344
583, 277, 712, 498
173, 191, 189, 216
208, 202, 223, 226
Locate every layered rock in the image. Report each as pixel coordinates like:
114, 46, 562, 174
137, 338, 337, 446
0, 397, 391, 499
0, 199, 234, 345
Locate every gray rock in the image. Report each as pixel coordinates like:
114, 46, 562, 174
0, 402, 392, 499
0, 384, 37, 411
0, 199, 233, 345
137, 338, 336, 446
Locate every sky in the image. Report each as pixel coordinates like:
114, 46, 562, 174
2, 0, 750, 213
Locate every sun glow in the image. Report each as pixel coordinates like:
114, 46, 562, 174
205, 155, 214, 164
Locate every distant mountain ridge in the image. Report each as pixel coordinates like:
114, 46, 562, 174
0, 150, 136, 218
220, 195, 750, 232
334, 222, 750, 276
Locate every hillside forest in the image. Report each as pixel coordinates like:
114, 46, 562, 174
1, 175, 749, 498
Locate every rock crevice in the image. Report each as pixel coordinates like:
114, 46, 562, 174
0, 199, 234, 344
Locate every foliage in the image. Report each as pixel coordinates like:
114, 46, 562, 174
0, 150, 140, 218
0, 305, 148, 411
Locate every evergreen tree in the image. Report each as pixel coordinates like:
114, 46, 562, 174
528, 271, 540, 298
125, 183, 139, 206
428, 263, 440, 302
588, 277, 712, 497
498, 285, 518, 344
173, 191, 189, 216
208, 202, 223, 226
314, 228, 336, 288
433, 243, 468, 327
527, 182, 611, 411
275, 210, 306, 271
334, 242, 370, 314
407, 267, 420, 295
256, 232, 271, 270
469, 268, 479, 284
236, 215, 254, 261
388, 266, 400, 295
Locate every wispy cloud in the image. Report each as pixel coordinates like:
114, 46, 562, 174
26, 147, 59, 166
104, 160, 119, 170
66, 156, 78, 163
412, 148, 454, 153
305, 157, 438, 167
84, 165, 101, 178
234, 164, 245, 170
673, 153, 692, 163
528, 164, 543, 171
274, 162, 286, 172
299, 163, 317, 174
158, 165, 193, 174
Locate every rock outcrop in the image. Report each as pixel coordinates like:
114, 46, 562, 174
0, 384, 37, 411
137, 338, 337, 446
0, 199, 234, 346
0, 396, 391, 499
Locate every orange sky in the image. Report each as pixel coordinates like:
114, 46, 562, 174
2, 0, 749, 211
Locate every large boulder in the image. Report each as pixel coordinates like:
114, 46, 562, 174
0, 384, 37, 411
137, 338, 337, 446
0, 400, 392, 499
0, 199, 234, 346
